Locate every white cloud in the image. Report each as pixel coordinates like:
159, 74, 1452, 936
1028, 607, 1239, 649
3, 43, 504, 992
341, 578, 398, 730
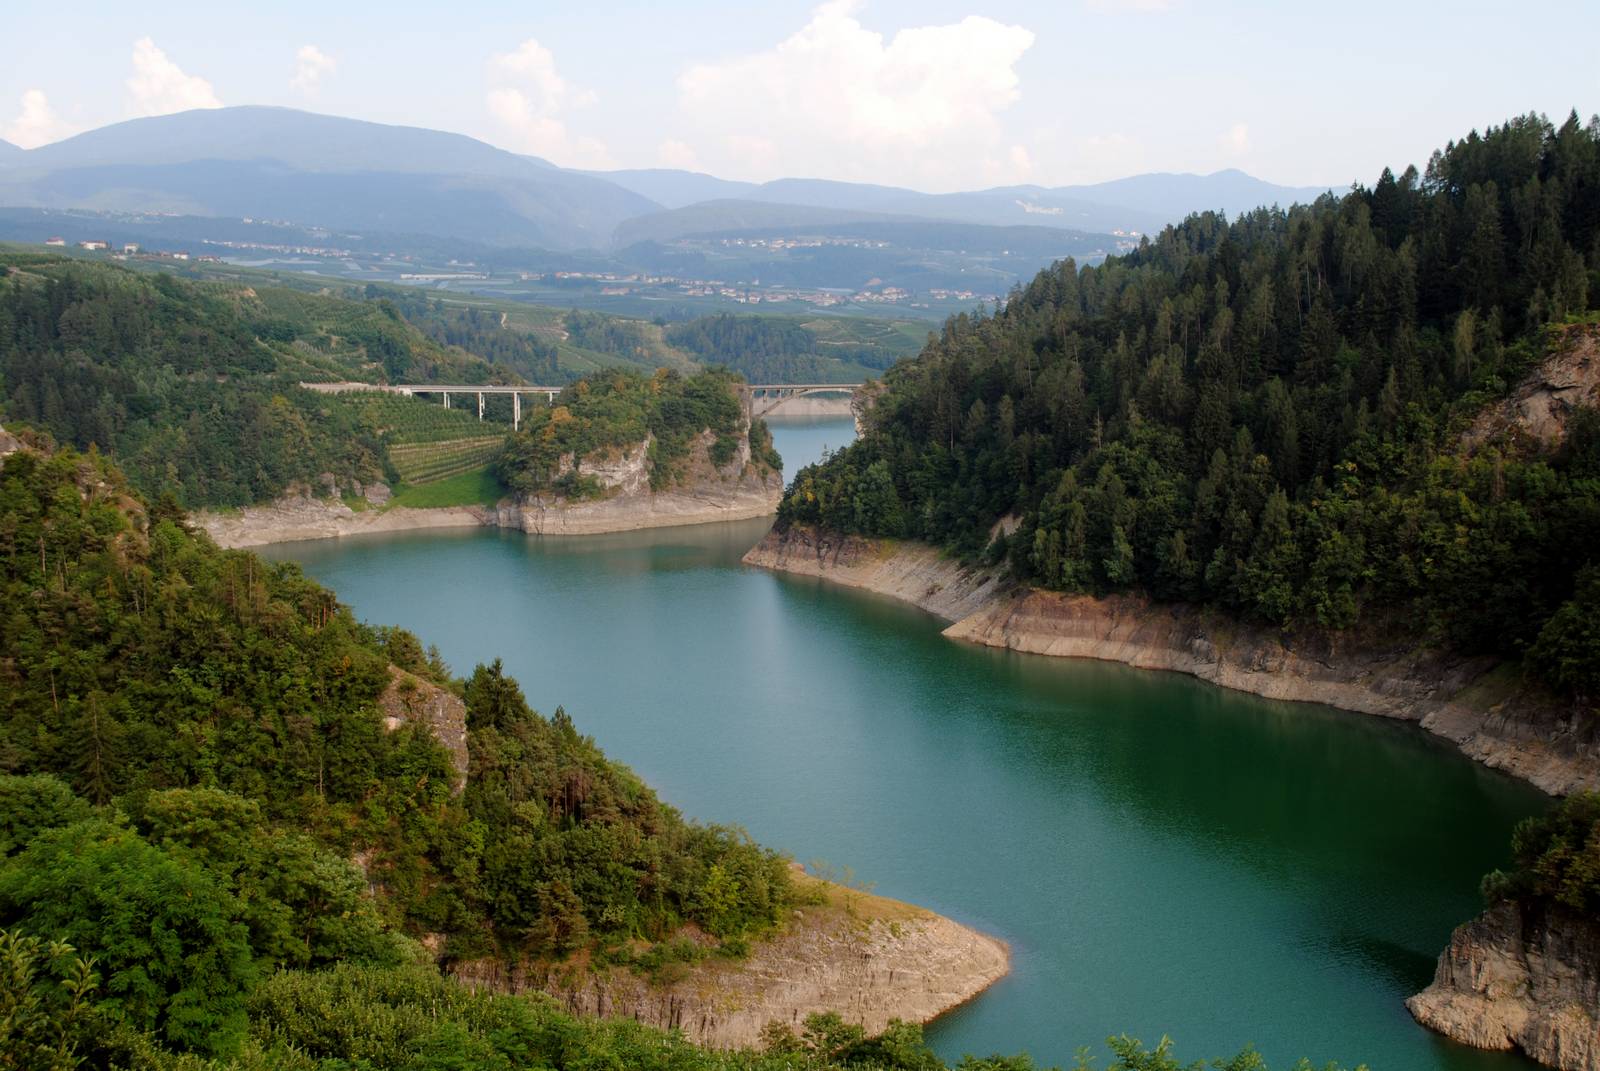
126, 37, 221, 117
1222, 121, 1251, 155
657, 138, 701, 170
291, 45, 337, 95
3, 89, 80, 148
673, 1, 1035, 189
484, 37, 610, 168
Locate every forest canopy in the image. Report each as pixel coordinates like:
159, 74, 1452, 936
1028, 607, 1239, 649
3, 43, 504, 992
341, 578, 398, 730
779, 111, 1600, 688
0, 251, 532, 507
0, 442, 795, 1063
495, 367, 772, 498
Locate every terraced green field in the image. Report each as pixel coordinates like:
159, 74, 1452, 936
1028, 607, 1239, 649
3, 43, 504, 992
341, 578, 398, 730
316, 391, 516, 484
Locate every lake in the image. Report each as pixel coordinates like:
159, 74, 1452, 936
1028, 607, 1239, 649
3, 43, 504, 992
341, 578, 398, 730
262, 414, 1545, 1071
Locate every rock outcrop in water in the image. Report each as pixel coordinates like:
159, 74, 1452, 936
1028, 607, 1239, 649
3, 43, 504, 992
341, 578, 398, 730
742, 524, 1599, 796
1408, 901, 1600, 1069
452, 870, 1009, 1049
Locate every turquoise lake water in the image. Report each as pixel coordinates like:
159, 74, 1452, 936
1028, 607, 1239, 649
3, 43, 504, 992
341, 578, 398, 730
262, 415, 1548, 1071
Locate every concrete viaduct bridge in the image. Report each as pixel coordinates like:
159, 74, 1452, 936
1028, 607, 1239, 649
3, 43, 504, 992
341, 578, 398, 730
301, 381, 863, 428
300, 381, 562, 429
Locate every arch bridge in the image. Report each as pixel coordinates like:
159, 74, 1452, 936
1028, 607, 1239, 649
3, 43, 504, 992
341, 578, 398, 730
741, 383, 862, 419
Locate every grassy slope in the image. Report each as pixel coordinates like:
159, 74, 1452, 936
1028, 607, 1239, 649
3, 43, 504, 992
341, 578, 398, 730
387, 465, 507, 508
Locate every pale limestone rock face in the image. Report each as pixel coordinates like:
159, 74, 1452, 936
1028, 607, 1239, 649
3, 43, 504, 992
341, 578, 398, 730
503, 424, 781, 537
1464, 323, 1600, 452
452, 874, 1009, 1050
195, 419, 780, 546
1408, 902, 1600, 1070
377, 667, 468, 793
0, 424, 19, 458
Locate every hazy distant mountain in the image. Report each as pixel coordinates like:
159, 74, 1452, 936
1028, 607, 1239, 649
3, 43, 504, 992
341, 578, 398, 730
613, 199, 926, 246
0, 107, 659, 250
580, 168, 758, 210
0, 106, 1337, 258
614, 198, 1110, 255
1018, 169, 1337, 220
598, 168, 1337, 237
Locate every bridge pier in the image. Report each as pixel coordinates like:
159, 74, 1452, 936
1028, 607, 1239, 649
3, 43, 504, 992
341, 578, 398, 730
478, 392, 484, 421
513, 392, 522, 431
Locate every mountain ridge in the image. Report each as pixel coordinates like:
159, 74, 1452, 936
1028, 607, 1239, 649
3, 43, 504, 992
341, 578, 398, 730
0, 106, 1339, 254
0, 106, 660, 250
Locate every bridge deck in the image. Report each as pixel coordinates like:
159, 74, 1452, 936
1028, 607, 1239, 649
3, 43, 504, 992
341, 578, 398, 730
744, 384, 861, 392
300, 382, 563, 395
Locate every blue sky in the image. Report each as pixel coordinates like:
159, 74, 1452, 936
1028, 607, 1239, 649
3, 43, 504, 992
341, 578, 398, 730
4, 1, 1595, 191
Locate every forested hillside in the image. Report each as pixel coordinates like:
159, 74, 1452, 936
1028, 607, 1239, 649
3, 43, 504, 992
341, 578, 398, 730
781, 112, 1600, 688
0, 442, 807, 1066
496, 368, 780, 499
666, 312, 914, 382
0, 251, 530, 506
356, 286, 565, 384
0, 436, 1294, 1071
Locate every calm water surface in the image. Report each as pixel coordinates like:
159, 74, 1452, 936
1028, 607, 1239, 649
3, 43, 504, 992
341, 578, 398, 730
263, 416, 1546, 1071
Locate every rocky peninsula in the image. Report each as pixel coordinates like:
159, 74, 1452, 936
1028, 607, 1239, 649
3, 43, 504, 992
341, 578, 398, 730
1408, 901, 1600, 1070
371, 655, 1008, 1048
455, 870, 1009, 1049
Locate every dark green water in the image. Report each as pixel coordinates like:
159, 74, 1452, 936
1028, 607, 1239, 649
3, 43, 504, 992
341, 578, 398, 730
262, 417, 1547, 1071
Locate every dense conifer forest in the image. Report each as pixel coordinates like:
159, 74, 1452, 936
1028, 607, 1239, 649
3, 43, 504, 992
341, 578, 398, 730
666, 313, 904, 382
780, 112, 1600, 691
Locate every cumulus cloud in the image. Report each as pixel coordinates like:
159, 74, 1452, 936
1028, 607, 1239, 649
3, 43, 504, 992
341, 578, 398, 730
3, 89, 80, 149
657, 139, 701, 170
1222, 121, 1251, 155
672, 1, 1035, 189
291, 45, 336, 95
484, 38, 611, 168
126, 37, 221, 117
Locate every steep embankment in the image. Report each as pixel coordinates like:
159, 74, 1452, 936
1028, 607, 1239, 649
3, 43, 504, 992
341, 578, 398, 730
366, 661, 1010, 1046
200, 427, 781, 548
454, 869, 1009, 1050
1407, 902, 1600, 1070
1464, 323, 1600, 452
743, 525, 1597, 795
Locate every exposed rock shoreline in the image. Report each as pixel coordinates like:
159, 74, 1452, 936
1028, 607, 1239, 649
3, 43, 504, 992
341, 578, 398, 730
1407, 901, 1600, 1070
198, 430, 782, 549
453, 870, 1010, 1050
742, 524, 1599, 797
361, 665, 1009, 1047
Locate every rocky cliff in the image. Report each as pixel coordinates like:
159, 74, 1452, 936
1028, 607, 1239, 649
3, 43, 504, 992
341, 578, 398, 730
1408, 901, 1600, 1069
493, 427, 780, 537
452, 870, 1009, 1050
377, 666, 468, 793
1464, 323, 1600, 453
198, 426, 781, 548
743, 525, 1599, 795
